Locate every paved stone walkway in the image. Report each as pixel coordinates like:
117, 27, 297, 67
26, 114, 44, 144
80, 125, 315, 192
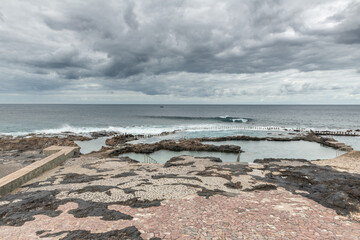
1, 155, 360, 239
1, 188, 359, 239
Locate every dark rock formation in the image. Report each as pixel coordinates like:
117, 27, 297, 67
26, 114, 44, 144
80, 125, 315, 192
116, 157, 140, 163
0, 136, 90, 152
151, 174, 202, 182
195, 156, 222, 162
107, 139, 241, 157
68, 199, 133, 221
69, 186, 115, 195
164, 157, 195, 168
111, 172, 138, 178
60, 173, 105, 184
90, 131, 118, 138
0, 190, 62, 226
224, 181, 242, 189
0, 188, 160, 227
254, 158, 309, 164
105, 134, 138, 146
254, 158, 360, 217
38, 226, 143, 239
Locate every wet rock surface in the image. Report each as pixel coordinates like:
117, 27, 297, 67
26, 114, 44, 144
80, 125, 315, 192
104, 139, 241, 157
105, 134, 138, 146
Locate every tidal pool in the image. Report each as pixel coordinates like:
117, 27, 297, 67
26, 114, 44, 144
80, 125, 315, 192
120, 150, 239, 164
119, 140, 346, 164
202, 140, 346, 162
75, 137, 109, 154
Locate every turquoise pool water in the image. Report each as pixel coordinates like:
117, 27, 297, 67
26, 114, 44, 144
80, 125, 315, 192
119, 140, 345, 163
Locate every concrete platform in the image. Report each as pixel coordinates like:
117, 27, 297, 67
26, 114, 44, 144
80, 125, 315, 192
0, 146, 79, 196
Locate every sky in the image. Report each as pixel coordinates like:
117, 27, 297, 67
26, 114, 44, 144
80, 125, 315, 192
0, 0, 359, 104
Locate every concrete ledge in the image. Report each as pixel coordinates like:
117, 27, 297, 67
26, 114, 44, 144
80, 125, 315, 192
0, 146, 79, 197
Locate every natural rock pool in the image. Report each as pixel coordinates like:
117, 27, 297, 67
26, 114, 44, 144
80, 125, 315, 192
119, 140, 346, 163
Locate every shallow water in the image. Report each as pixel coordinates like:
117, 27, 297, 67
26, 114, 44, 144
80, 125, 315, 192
203, 140, 346, 162
120, 150, 239, 163
119, 140, 345, 164
75, 137, 109, 154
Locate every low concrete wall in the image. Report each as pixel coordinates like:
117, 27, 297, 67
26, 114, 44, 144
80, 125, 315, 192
0, 146, 79, 197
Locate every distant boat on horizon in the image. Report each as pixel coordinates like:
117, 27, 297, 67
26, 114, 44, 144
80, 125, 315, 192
160, 105, 164, 108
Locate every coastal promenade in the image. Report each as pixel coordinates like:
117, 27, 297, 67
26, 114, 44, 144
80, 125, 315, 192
0, 153, 360, 239
1, 188, 359, 239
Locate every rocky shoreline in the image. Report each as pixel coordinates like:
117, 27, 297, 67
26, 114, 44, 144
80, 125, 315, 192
93, 132, 353, 158
0, 131, 353, 168
1, 131, 360, 239
104, 139, 242, 157
0, 130, 353, 155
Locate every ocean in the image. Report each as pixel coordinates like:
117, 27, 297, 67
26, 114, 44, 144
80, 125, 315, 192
1, 104, 359, 135
1, 104, 359, 161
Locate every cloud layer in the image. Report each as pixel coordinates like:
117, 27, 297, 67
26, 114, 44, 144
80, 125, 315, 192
0, 0, 359, 103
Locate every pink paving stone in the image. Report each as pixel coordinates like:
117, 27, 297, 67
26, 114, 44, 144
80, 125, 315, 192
0, 188, 360, 239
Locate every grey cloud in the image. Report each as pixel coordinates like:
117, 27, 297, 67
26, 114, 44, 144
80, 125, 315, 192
123, 0, 139, 30
38, 0, 360, 79
0, 0, 360, 102
28, 48, 86, 69
331, 1, 360, 44
0, 75, 66, 92
279, 82, 349, 95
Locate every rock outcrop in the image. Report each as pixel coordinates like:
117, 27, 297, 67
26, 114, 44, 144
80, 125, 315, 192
106, 140, 241, 157
105, 134, 138, 146
198, 132, 353, 151
304, 132, 353, 151
0, 136, 90, 152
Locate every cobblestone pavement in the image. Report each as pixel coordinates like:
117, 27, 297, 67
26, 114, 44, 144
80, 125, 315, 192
1, 188, 360, 239
1, 156, 360, 239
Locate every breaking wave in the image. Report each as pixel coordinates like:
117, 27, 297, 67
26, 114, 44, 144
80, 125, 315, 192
0, 124, 184, 137
144, 115, 251, 123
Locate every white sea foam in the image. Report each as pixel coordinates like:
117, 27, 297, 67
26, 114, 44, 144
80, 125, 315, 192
0, 123, 352, 137
0, 124, 183, 137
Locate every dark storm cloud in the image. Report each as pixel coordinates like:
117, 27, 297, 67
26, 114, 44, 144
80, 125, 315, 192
39, 0, 359, 77
325, 1, 360, 44
0, 0, 360, 102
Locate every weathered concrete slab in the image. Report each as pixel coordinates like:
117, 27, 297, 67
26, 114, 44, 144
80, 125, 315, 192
0, 146, 79, 196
